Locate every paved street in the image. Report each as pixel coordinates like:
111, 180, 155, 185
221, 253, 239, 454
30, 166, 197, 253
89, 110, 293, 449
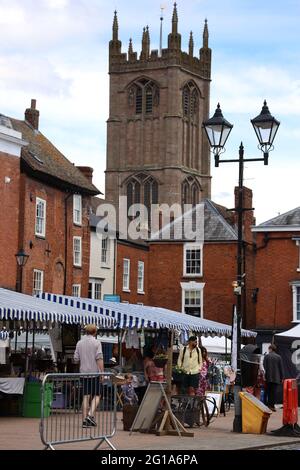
1, 408, 300, 451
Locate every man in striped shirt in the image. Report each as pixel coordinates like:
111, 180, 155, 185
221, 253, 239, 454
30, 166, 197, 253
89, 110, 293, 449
74, 324, 104, 428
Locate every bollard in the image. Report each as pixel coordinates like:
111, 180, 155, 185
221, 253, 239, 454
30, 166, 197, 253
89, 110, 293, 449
272, 379, 300, 437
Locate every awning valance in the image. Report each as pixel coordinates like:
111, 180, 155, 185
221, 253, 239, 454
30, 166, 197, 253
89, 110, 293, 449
40, 293, 256, 338
0, 289, 114, 328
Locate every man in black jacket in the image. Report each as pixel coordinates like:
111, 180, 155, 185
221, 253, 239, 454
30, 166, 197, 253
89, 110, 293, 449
263, 344, 284, 412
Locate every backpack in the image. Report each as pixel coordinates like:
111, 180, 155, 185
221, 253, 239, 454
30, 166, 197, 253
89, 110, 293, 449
181, 346, 201, 366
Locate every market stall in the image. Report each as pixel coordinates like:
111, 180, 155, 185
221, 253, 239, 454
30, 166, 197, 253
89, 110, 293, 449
275, 324, 300, 378
39, 293, 256, 405
0, 288, 114, 416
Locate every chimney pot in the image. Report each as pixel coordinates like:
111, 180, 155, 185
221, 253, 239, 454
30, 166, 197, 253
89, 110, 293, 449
25, 99, 39, 130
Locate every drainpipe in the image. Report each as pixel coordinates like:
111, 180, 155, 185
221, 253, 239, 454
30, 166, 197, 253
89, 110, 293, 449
113, 237, 117, 295
64, 193, 73, 295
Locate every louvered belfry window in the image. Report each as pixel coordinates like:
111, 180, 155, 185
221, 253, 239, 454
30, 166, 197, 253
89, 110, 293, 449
130, 79, 159, 115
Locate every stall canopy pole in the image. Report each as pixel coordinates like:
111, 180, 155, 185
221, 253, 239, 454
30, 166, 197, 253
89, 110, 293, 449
32, 321, 36, 354
166, 330, 174, 399
25, 320, 29, 377
14, 321, 18, 353
118, 329, 122, 366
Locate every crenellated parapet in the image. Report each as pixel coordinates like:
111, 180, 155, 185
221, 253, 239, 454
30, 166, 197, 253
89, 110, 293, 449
109, 4, 212, 80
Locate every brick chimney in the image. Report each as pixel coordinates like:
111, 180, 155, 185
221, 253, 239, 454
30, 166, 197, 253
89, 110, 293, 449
234, 186, 255, 243
25, 99, 39, 130
76, 166, 94, 183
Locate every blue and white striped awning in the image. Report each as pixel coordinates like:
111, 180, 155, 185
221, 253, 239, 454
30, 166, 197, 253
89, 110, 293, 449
40, 293, 256, 338
0, 330, 9, 341
0, 289, 114, 328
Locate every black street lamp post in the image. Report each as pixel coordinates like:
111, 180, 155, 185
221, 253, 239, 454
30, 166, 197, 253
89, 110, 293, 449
15, 248, 29, 373
15, 248, 29, 293
203, 101, 280, 433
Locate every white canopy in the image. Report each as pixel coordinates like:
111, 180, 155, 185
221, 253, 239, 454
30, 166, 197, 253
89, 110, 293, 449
40, 292, 257, 338
0, 288, 114, 328
201, 336, 232, 354
275, 324, 300, 338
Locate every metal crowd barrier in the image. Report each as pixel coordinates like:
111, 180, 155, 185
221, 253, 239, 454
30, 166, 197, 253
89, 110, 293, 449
40, 373, 117, 450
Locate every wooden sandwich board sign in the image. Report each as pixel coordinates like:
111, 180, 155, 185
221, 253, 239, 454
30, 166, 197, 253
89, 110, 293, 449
130, 381, 193, 438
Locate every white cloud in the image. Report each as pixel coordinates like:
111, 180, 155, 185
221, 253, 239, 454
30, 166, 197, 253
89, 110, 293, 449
44, 0, 69, 9
0, 4, 25, 25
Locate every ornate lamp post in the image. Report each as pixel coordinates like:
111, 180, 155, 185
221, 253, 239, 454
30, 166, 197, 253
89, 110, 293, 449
15, 248, 29, 293
15, 248, 29, 373
203, 101, 280, 433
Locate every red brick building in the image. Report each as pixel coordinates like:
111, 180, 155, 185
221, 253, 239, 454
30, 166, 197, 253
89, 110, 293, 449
252, 208, 300, 348
116, 239, 149, 306
0, 100, 100, 297
115, 191, 256, 328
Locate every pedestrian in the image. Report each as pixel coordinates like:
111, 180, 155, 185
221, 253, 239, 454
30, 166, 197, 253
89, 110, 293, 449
177, 336, 202, 396
196, 346, 210, 396
144, 351, 165, 383
74, 324, 104, 428
263, 344, 284, 412
121, 373, 139, 405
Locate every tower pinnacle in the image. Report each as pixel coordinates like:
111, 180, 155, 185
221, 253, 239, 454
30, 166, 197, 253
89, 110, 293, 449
113, 10, 118, 41
203, 18, 209, 48
172, 2, 178, 34
168, 2, 181, 51
189, 31, 194, 57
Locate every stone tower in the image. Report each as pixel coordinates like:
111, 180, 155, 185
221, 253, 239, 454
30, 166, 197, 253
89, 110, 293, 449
105, 4, 212, 216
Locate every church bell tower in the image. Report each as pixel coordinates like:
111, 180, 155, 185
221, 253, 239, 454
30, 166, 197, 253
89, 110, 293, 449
105, 4, 212, 217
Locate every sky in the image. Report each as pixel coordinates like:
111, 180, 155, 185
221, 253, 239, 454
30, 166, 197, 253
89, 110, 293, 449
0, 0, 300, 224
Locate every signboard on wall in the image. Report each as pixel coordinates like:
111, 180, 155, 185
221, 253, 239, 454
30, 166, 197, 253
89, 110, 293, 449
103, 294, 121, 302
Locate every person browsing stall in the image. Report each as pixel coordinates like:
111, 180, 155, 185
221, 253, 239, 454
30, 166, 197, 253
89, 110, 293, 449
263, 344, 284, 412
74, 324, 104, 428
177, 336, 202, 396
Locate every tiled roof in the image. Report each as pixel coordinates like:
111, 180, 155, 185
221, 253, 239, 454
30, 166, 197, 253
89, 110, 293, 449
10, 118, 100, 195
255, 207, 300, 228
90, 197, 107, 214
150, 199, 238, 242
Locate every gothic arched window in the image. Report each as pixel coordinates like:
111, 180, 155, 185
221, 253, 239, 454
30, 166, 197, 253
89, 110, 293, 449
127, 179, 141, 214
182, 81, 199, 121
182, 177, 201, 207
126, 174, 159, 221
135, 87, 143, 114
128, 79, 160, 116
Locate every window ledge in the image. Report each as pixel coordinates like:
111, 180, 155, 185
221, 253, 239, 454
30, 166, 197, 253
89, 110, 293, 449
73, 265, 82, 269
183, 273, 203, 278
297, 268, 300, 272
73, 222, 82, 227
137, 291, 145, 295
101, 264, 111, 270
35, 234, 46, 240
123, 289, 131, 293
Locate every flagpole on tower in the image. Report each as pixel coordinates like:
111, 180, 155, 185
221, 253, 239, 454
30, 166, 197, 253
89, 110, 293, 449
160, 5, 165, 57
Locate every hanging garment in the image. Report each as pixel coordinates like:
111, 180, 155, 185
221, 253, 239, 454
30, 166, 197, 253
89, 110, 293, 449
125, 329, 140, 349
